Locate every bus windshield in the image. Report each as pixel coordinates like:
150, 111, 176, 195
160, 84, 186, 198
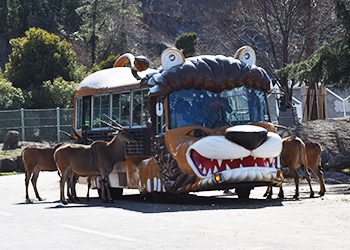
168, 86, 270, 129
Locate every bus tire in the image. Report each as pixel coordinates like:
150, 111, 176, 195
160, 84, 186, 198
144, 192, 167, 203
110, 188, 123, 199
236, 187, 251, 199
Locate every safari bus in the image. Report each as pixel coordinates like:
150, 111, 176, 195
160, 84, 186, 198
73, 46, 283, 200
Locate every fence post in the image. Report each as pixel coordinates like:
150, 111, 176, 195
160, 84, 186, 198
21, 108, 25, 141
57, 107, 60, 143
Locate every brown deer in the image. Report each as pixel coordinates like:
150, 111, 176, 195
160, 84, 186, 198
265, 136, 325, 199
23, 129, 90, 203
54, 116, 135, 205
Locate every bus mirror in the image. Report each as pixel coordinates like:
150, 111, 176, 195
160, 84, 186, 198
156, 102, 164, 116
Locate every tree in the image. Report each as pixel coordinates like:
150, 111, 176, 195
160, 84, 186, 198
283, 0, 350, 87
89, 54, 120, 73
279, 0, 350, 120
0, 71, 24, 110
41, 77, 79, 108
175, 32, 198, 57
76, 0, 142, 67
5, 27, 77, 90
204, 0, 340, 107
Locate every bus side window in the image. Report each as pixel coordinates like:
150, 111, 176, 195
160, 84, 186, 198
121, 92, 130, 126
101, 95, 110, 127
133, 91, 142, 126
93, 96, 101, 128
112, 93, 121, 124
142, 90, 149, 125
82, 96, 91, 130
76, 98, 82, 130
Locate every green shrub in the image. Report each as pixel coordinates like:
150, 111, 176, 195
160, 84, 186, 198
5, 27, 77, 90
175, 32, 198, 57
41, 77, 79, 108
0, 76, 24, 110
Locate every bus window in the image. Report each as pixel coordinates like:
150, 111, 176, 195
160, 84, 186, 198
168, 86, 270, 129
82, 96, 91, 130
101, 95, 110, 127
112, 93, 121, 124
76, 98, 82, 130
121, 92, 130, 126
92, 95, 110, 129
93, 96, 101, 128
133, 91, 142, 126
133, 89, 150, 126
142, 90, 150, 125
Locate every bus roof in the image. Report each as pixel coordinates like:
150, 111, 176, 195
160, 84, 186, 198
75, 67, 158, 97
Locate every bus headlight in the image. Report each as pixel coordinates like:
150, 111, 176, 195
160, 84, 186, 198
213, 172, 224, 183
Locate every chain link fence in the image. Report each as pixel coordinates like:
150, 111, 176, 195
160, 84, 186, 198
0, 108, 74, 143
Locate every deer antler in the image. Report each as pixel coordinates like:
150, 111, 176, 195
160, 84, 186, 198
72, 127, 83, 140
102, 114, 124, 130
59, 130, 76, 141
97, 118, 122, 131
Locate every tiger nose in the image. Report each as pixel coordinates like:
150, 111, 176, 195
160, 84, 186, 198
225, 125, 267, 150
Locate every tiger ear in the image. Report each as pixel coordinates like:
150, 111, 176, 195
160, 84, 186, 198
234, 46, 256, 66
161, 48, 185, 71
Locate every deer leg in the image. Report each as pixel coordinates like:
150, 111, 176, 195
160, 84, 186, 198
302, 165, 314, 198
66, 175, 74, 201
86, 176, 91, 202
289, 167, 300, 199
101, 177, 108, 203
31, 168, 43, 201
60, 170, 68, 205
264, 186, 273, 199
71, 174, 80, 202
310, 166, 326, 196
25, 169, 33, 203
278, 186, 284, 199
104, 177, 114, 203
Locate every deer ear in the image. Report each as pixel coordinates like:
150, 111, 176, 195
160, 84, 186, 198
234, 46, 256, 66
161, 48, 185, 71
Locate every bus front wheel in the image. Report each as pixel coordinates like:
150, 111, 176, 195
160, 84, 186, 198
98, 188, 123, 200
236, 187, 251, 199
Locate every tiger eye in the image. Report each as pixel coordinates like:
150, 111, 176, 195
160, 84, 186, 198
193, 129, 204, 137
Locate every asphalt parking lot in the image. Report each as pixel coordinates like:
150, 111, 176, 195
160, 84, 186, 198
1, 172, 350, 250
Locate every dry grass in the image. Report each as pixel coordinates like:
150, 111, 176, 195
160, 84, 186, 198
0, 141, 51, 160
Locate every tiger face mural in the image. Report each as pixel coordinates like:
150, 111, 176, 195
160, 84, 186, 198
139, 47, 283, 197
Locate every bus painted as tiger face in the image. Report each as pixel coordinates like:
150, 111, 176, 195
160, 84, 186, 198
139, 47, 283, 198
74, 47, 283, 199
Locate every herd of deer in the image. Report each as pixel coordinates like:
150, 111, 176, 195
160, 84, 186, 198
23, 115, 135, 205
23, 120, 325, 205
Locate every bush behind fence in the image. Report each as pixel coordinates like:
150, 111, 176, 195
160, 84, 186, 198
0, 108, 74, 143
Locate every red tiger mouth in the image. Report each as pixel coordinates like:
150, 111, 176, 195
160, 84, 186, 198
191, 150, 275, 177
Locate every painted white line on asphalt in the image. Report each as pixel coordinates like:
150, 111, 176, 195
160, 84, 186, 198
0, 211, 14, 217
60, 224, 140, 242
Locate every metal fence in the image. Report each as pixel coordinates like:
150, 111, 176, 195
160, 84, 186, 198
0, 108, 74, 143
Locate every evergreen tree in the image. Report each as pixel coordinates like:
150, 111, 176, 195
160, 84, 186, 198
175, 32, 198, 57
282, 0, 350, 87
0, 70, 24, 110
5, 27, 77, 89
76, 0, 142, 67
5, 28, 78, 108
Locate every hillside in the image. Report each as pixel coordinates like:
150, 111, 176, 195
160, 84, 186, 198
131, 0, 238, 66
0, 0, 239, 70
